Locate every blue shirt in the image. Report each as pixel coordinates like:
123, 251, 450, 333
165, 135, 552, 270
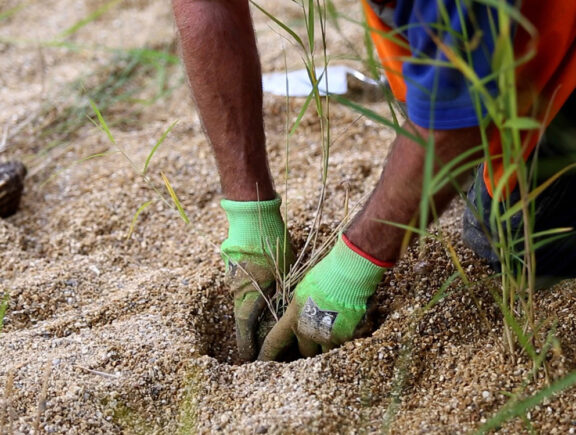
391, 1, 507, 129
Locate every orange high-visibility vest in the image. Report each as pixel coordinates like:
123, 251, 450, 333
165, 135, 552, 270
362, 1, 576, 197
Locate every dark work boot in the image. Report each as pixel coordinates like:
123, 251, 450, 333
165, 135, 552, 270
463, 90, 576, 289
463, 164, 576, 289
462, 167, 501, 272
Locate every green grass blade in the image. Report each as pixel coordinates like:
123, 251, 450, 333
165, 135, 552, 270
374, 219, 430, 238
493, 288, 537, 360
503, 117, 541, 130
476, 371, 576, 433
125, 47, 180, 66
161, 172, 190, 224
362, 15, 378, 74
306, 0, 315, 53
0, 4, 26, 21
474, 0, 537, 37
490, 162, 518, 204
58, 0, 122, 40
331, 94, 425, 145
289, 88, 315, 136
499, 162, 576, 221
326, 0, 340, 32
143, 120, 178, 175
304, 64, 326, 117
89, 100, 116, 145
419, 133, 435, 233
430, 146, 484, 194
250, 1, 306, 51
0, 293, 9, 333
423, 272, 459, 311
512, 229, 573, 256
40, 151, 119, 187
127, 200, 154, 239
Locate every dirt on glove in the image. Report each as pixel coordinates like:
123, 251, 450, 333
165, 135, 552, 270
1, 0, 576, 433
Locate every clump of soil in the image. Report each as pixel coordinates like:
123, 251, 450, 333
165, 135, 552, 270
1, 0, 576, 433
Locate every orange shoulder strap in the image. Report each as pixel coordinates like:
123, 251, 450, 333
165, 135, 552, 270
360, 0, 409, 102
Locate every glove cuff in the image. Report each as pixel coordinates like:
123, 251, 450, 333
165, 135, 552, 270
309, 234, 388, 308
221, 197, 290, 268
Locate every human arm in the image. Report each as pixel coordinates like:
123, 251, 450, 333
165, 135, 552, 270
345, 122, 482, 262
171, 0, 294, 361
171, 0, 274, 201
259, 122, 482, 360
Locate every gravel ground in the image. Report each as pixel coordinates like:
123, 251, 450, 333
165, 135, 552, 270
1, 0, 576, 433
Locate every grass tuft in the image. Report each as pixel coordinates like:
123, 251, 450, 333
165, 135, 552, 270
476, 371, 576, 433
0, 293, 8, 333
57, 0, 123, 40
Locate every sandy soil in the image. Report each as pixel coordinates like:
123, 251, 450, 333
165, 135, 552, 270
1, 0, 576, 433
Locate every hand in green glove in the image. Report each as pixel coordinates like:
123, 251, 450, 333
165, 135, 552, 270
221, 197, 295, 361
258, 234, 389, 361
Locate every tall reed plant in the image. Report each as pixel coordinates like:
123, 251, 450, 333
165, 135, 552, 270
272, 0, 576, 430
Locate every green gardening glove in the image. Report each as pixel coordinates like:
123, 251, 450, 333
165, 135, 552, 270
258, 234, 388, 361
221, 197, 295, 361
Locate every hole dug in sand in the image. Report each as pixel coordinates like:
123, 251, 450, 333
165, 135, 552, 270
188, 280, 303, 365
188, 282, 241, 365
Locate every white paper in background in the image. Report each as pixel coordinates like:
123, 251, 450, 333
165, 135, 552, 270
262, 65, 379, 97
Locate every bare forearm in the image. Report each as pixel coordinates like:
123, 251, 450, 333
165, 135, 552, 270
172, 0, 275, 201
345, 122, 482, 263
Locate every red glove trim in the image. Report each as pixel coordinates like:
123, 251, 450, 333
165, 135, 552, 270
342, 234, 395, 269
